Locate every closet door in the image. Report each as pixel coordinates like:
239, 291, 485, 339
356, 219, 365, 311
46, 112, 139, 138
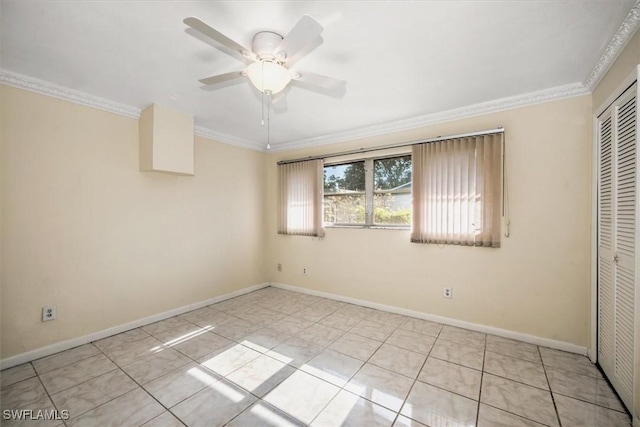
598, 108, 615, 377
597, 82, 637, 411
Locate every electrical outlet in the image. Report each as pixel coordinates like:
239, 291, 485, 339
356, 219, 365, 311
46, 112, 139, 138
303, 268, 308, 275
277, 263, 282, 272
443, 288, 452, 299
42, 305, 57, 321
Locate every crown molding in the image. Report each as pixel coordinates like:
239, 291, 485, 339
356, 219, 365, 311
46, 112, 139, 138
194, 125, 265, 152
2, 0, 636, 156
0, 66, 588, 154
270, 82, 589, 153
584, 0, 640, 91
0, 69, 141, 119
271, 0, 637, 152
0, 68, 266, 152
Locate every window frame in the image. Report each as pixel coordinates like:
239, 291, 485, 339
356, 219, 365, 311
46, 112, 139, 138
323, 154, 412, 229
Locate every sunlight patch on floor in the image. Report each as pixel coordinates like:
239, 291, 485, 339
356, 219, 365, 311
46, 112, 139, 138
187, 365, 218, 386
163, 327, 212, 347
248, 402, 300, 427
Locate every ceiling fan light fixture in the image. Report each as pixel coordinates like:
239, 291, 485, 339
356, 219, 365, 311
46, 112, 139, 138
246, 61, 291, 94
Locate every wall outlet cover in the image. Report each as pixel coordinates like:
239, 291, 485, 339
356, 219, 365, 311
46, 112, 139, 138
42, 305, 57, 321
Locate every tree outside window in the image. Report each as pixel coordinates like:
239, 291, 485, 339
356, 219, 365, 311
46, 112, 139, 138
323, 155, 411, 227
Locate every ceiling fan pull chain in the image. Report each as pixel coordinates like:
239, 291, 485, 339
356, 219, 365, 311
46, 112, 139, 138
261, 62, 265, 126
267, 91, 271, 150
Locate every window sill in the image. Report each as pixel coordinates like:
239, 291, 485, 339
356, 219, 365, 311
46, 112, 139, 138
325, 225, 410, 230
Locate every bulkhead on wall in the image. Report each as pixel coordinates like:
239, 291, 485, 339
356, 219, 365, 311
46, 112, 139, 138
139, 104, 194, 175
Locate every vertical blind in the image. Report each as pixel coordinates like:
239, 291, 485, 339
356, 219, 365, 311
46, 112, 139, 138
411, 133, 502, 247
278, 159, 325, 237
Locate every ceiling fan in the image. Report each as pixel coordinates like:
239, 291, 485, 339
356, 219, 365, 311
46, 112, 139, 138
183, 15, 346, 98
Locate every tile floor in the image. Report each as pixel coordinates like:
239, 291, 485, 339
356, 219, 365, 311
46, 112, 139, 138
0, 287, 633, 427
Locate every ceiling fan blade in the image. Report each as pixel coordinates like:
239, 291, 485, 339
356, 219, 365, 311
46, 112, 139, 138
199, 71, 245, 86
276, 15, 323, 61
184, 17, 252, 58
270, 87, 289, 113
294, 71, 345, 91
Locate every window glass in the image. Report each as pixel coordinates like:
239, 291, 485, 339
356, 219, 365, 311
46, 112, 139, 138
323, 162, 366, 225
374, 156, 411, 190
373, 156, 411, 226
323, 156, 411, 227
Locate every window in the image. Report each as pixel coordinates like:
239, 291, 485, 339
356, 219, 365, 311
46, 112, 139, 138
323, 155, 412, 227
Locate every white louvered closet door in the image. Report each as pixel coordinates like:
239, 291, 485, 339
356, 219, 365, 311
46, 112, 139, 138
597, 82, 637, 412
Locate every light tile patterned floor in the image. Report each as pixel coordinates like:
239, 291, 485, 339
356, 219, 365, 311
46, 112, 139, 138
0, 287, 633, 426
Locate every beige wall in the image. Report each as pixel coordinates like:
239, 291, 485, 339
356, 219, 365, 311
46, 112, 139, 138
0, 86, 267, 359
0, 84, 600, 358
267, 95, 593, 347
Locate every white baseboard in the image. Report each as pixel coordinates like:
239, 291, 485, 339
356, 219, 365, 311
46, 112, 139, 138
587, 345, 597, 363
0, 282, 269, 370
270, 282, 588, 356
2, 280, 590, 370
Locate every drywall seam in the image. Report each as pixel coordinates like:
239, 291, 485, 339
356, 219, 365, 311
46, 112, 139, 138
270, 282, 588, 356
0, 282, 270, 370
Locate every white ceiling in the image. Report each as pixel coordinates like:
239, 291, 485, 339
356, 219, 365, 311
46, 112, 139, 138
1, 1, 638, 151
